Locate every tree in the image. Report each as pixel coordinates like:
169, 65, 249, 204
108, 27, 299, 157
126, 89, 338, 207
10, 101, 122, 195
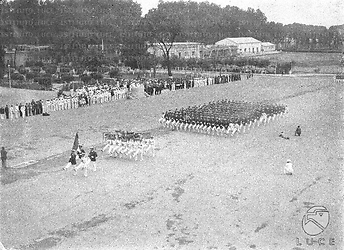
0, 47, 5, 79
144, 2, 183, 76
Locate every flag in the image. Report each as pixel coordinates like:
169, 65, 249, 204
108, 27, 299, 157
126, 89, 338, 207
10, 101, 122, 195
72, 132, 79, 151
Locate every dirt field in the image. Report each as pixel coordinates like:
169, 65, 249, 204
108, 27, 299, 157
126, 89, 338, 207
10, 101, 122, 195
0, 75, 343, 250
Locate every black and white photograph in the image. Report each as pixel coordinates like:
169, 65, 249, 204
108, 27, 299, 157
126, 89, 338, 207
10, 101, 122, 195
0, 0, 343, 249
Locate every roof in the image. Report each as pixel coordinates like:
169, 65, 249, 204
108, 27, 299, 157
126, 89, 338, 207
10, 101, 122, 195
172, 42, 202, 45
151, 42, 202, 46
261, 42, 275, 46
215, 37, 261, 45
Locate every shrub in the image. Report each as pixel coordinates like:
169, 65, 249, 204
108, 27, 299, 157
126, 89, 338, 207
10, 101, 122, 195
35, 77, 52, 90
80, 74, 92, 84
25, 72, 37, 80
109, 68, 120, 78
60, 74, 74, 83
11, 73, 25, 80
90, 72, 103, 80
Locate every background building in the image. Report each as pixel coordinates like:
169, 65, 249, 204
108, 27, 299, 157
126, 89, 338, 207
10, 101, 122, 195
261, 42, 276, 53
215, 37, 262, 55
202, 44, 238, 59
4, 45, 51, 67
148, 42, 204, 59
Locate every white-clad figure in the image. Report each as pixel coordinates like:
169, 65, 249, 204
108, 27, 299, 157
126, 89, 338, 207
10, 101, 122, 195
102, 140, 112, 152
74, 155, 90, 177
20, 105, 26, 118
284, 159, 294, 175
14, 104, 19, 119
9, 105, 14, 120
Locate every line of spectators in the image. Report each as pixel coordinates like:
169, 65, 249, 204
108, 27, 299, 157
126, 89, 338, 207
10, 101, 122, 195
45, 84, 127, 112
0, 100, 44, 120
0, 73, 252, 121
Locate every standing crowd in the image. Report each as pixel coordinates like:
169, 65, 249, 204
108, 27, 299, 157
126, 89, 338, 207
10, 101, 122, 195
0, 73, 252, 121
0, 84, 128, 120
0, 100, 44, 120
45, 84, 128, 113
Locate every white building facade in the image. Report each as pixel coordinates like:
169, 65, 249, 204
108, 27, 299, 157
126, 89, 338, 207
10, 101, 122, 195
147, 42, 204, 59
261, 42, 276, 53
215, 37, 262, 55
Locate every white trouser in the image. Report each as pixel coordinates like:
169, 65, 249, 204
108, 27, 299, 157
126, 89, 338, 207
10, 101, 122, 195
89, 161, 97, 171
74, 158, 90, 176
64, 162, 75, 169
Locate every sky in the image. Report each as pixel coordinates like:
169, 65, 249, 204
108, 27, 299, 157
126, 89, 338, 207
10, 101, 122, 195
135, 0, 344, 28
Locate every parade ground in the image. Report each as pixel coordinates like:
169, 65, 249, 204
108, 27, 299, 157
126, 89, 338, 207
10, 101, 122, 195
0, 75, 343, 250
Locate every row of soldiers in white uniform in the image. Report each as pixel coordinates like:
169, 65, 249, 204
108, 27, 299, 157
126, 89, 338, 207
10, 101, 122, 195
45, 84, 127, 112
102, 130, 155, 161
159, 99, 287, 136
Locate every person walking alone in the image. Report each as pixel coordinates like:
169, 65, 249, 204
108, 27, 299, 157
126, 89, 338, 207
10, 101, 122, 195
295, 126, 301, 136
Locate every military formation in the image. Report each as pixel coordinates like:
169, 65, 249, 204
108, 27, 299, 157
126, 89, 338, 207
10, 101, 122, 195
102, 130, 155, 161
159, 99, 287, 136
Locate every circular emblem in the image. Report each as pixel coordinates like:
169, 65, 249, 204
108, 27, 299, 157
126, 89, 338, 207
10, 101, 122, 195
302, 206, 329, 236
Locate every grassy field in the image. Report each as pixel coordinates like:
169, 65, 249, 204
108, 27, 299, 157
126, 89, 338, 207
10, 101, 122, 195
0, 75, 343, 250
255, 52, 343, 74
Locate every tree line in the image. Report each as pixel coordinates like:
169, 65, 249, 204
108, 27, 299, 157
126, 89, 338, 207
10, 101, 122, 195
0, 0, 343, 76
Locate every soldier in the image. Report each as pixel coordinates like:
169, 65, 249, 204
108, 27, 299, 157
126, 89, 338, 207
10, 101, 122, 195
74, 145, 89, 177
63, 150, 77, 170
88, 147, 98, 171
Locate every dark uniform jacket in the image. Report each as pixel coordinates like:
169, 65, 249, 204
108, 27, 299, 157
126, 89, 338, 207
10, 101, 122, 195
88, 151, 97, 161
69, 153, 77, 165
1, 149, 7, 160
77, 149, 86, 159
